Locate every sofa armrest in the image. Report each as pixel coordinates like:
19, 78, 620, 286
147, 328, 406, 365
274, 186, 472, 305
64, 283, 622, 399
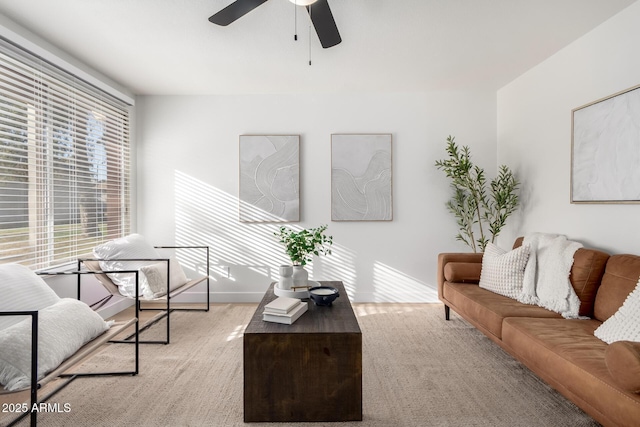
437, 252, 483, 301
605, 340, 640, 393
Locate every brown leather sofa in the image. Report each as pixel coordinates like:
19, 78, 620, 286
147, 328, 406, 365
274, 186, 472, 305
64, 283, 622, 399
437, 237, 640, 427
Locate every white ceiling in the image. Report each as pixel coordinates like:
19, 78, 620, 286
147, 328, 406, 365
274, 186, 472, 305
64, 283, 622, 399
0, 0, 636, 95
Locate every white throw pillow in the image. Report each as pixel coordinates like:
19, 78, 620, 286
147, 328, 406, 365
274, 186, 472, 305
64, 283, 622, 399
93, 234, 161, 299
479, 243, 530, 300
595, 278, 640, 344
140, 257, 190, 298
0, 264, 60, 331
0, 298, 109, 391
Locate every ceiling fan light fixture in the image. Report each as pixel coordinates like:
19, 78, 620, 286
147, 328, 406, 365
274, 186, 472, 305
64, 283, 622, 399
289, 0, 318, 5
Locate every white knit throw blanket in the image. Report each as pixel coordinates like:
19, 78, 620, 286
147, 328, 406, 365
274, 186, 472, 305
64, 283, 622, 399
518, 233, 584, 319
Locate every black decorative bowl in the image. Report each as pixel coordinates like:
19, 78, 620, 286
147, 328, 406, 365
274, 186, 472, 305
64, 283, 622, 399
309, 286, 340, 306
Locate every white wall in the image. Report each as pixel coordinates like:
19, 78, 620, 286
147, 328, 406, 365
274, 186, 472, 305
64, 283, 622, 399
497, 2, 640, 254
136, 91, 497, 302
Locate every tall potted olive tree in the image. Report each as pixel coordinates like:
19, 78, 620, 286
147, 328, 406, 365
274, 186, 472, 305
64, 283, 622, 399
435, 136, 520, 253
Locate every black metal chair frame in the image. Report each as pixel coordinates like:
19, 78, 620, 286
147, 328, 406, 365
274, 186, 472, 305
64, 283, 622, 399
0, 269, 140, 427
78, 245, 210, 345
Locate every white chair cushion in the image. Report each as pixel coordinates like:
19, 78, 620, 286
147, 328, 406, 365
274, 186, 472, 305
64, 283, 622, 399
140, 257, 190, 297
93, 234, 161, 299
0, 264, 60, 331
0, 298, 109, 391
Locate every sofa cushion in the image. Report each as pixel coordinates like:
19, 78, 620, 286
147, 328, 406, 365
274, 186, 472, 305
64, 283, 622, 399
479, 243, 529, 300
513, 238, 609, 317
605, 341, 640, 394
443, 262, 481, 283
569, 248, 610, 317
595, 279, 640, 344
502, 317, 640, 427
594, 254, 640, 322
442, 283, 560, 340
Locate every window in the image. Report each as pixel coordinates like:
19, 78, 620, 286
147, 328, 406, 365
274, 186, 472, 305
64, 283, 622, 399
0, 39, 131, 269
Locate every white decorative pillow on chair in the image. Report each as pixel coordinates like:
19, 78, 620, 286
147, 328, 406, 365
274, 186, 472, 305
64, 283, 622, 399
479, 243, 530, 300
93, 234, 161, 299
0, 298, 109, 391
0, 264, 60, 331
140, 257, 189, 297
595, 278, 640, 344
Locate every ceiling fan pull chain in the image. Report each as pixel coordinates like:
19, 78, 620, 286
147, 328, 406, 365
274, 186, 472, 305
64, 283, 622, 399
308, 4, 312, 65
294, 1, 298, 41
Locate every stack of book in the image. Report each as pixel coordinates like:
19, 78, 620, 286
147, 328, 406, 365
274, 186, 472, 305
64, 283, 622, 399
263, 296, 308, 325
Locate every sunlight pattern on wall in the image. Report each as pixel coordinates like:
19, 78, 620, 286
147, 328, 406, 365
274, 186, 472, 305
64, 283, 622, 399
320, 244, 358, 298
174, 171, 353, 292
173, 170, 435, 303
372, 262, 436, 302
175, 171, 286, 280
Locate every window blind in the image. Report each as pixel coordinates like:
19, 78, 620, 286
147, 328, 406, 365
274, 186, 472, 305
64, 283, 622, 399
0, 39, 131, 269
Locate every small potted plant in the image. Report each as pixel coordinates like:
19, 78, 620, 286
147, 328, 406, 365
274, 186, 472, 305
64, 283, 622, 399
274, 224, 333, 289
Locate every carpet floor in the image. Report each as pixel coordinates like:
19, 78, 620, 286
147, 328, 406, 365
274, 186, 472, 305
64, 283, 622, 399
3, 303, 600, 427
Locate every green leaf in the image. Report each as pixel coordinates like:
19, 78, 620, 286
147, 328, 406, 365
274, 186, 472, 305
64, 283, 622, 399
274, 224, 333, 265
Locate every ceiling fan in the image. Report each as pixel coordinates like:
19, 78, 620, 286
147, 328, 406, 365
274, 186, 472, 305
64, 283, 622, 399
209, 0, 342, 48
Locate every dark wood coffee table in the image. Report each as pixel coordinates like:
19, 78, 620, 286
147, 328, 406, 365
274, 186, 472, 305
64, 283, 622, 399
243, 280, 362, 422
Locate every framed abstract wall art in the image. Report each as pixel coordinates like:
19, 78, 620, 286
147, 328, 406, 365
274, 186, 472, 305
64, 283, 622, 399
239, 135, 300, 222
571, 84, 640, 203
331, 134, 392, 221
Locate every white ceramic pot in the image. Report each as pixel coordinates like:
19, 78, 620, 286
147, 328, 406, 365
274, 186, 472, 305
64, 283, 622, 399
292, 265, 309, 288
278, 265, 294, 290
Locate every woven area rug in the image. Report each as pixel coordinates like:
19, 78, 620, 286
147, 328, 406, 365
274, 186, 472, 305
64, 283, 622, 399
4, 303, 600, 427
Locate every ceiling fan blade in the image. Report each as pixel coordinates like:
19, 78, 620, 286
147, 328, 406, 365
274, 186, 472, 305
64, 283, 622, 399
306, 0, 341, 48
209, 0, 269, 26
